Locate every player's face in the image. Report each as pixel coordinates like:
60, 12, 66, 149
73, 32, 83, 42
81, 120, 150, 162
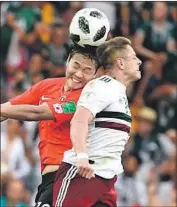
123, 45, 142, 81
66, 53, 97, 90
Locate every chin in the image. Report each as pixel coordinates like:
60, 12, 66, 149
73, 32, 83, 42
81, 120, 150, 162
135, 72, 141, 80
137, 75, 141, 80
72, 82, 84, 90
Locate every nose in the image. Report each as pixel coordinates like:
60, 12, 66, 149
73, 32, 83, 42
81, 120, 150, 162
138, 58, 142, 66
75, 69, 84, 78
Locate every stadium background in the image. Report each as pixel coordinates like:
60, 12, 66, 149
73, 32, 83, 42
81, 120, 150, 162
0, 1, 176, 207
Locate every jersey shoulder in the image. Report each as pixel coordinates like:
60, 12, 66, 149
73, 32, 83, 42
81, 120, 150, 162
81, 76, 117, 99
98, 75, 113, 83
94, 75, 119, 90
84, 75, 125, 94
40, 77, 66, 86
86, 75, 115, 88
37, 77, 66, 92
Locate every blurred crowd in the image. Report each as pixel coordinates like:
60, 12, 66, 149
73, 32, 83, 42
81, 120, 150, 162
0, 1, 177, 207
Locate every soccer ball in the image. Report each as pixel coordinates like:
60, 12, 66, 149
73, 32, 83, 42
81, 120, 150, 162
69, 8, 110, 47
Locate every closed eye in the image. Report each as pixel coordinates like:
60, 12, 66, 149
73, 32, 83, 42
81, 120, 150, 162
83, 68, 92, 74
73, 62, 80, 69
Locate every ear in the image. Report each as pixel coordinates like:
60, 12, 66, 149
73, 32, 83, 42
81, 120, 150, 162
116, 58, 124, 70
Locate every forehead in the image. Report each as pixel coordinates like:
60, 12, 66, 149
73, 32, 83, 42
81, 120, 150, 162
126, 45, 136, 56
71, 53, 96, 68
154, 2, 167, 10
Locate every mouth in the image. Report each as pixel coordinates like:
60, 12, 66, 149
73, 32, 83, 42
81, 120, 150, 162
72, 78, 83, 86
73, 78, 80, 83
72, 78, 81, 83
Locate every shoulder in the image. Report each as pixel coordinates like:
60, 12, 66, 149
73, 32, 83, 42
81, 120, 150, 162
166, 21, 175, 32
86, 76, 115, 89
98, 76, 113, 83
138, 22, 151, 32
40, 77, 66, 85
80, 76, 121, 102
84, 76, 124, 93
36, 77, 66, 90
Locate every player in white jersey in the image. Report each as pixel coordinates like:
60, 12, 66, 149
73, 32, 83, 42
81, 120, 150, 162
53, 37, 142, 207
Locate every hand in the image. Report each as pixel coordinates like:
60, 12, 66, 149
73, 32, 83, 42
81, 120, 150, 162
76, 158, 95, 179
157, 52, 168, 63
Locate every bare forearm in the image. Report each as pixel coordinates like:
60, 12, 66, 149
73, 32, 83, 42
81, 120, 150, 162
1, 105, 38, 121
70, 121, 88, 154
1, 104, 51, 121
135, 45, 156, 60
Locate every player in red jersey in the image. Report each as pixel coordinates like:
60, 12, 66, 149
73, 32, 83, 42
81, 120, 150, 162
1, 44, 99, 207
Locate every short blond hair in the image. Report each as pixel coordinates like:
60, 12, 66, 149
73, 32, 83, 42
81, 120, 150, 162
96, 37, 131, 69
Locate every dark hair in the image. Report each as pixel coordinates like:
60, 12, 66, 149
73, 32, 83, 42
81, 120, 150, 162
67, 40, 100, 70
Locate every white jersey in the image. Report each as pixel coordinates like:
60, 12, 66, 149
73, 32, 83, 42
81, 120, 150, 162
63, 75, 132, 179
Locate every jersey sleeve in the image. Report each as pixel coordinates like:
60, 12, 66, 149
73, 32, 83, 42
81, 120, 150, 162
10, 81, 44, 105
47, 100, 77, 122
77, 78, 115, 117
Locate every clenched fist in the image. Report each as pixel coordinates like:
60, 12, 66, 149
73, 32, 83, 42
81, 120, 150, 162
76, 158, 95, 179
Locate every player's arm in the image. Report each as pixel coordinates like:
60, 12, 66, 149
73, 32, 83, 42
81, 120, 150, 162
1, 102, 11, 122
1, 100, 77, 122
0, 80, 45, 122
132, 25, 157, 60
70, 107, 93, 154
70, 81, 113, 153
1, 103, 54, 121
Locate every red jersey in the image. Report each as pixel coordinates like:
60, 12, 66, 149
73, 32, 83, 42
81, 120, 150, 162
10, 78, 82, 171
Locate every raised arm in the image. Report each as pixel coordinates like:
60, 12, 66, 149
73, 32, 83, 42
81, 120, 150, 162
1, 103, 54, 121
0, 80, 46, 122
132, 25, 157, 60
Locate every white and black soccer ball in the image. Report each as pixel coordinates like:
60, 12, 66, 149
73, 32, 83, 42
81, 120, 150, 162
69, 8, 110, 48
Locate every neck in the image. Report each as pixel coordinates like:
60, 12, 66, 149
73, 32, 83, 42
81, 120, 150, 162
116, 77, 130, 88
105, 71, 130, 88
63, 80, 72, 92
155, 19, 165, 25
